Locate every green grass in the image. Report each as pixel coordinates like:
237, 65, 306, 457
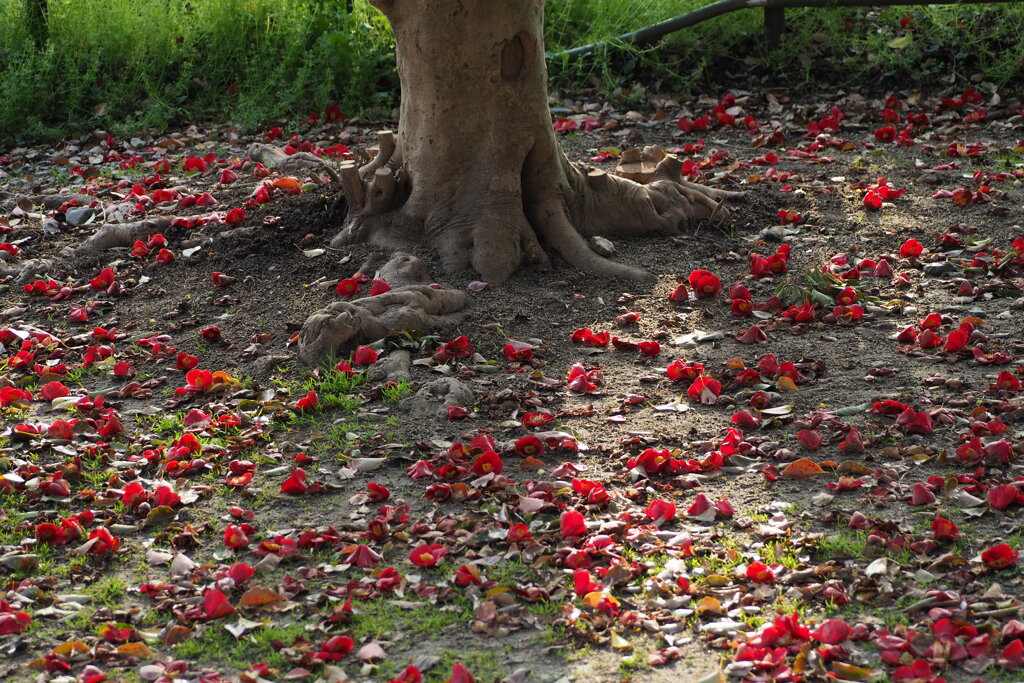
172, 621, 307, 672
2, 0, 1022, 144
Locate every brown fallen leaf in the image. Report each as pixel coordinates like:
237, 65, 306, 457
239, 586, 286, 607
117, 642, 152, 658
782, 458, 825, 480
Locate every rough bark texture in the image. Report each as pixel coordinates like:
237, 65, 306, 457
331, 0, 735, 284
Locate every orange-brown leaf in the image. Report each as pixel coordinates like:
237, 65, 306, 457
239, 586, 286, 607
782, 458, 825, 480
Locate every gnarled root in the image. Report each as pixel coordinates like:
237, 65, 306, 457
331, 132, 739, 284
298, 252, 468, 365
61, 217, 172, 258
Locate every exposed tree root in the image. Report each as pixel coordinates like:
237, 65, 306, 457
60, 217, 172, 258
331, 132, 739, 284
298, 252, 467, 365
1, 259, 56, 285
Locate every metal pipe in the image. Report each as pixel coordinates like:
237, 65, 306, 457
548, 0, 1023, 60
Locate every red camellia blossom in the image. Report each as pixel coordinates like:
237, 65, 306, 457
0, 609, 31, 635
90, 267, 115, 291
155, 248, 175, 263
502, 340, 534, 362
336, 278, 361, 296
200, 325, 222, 342
507, 523, 533, 544
316, 635, 355, 662
183, 156, 207, 173
472, 450, 504, 476
409, 543, 447, 567
981, 542, 1019, 570
931, 516, 960, 541
570, 328, 610, 347
687, 269, 721, 298
668, 283, 689, 301
666, 359, 704, 382
352, 345, 379, 366
560, 510, 587, 537
835, 286, 857, 306
731, 298, 753, 316
223, 523, 251, 550
645, 499, 677, 523
993, 371, 1021, 392
295, 390, 319, 411
746, 561, 776, 583
687, 376, 721, 404
280, 468, 308, 495
514, 435, 544, 458
796, 429, 823, 451
874, 125, 897, 142
224, 208, 246, 226
900, 238, 924, 259
369, 278, 391, 295
636, 448, 673, 474
812, 619, 852, 645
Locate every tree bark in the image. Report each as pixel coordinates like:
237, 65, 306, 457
331, 0, 734, 283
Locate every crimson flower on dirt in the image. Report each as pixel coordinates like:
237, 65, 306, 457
223, 523, 251, 550
637, 341, 660, 357
993, 371, 1021, 392
220, 169, 238, 184
435, 335, 474, 361
667, 283, 689, 301
634, 448, 674, 475
811, 619, 852, 645
502, 340, 534, 362
176, 352, 199, 371
471, 451, 503, 476
0, 609, 31, 635
687, 269, 721, 298
90, 267, 115, 291
183, 156, 207, 173
224, 208, 246, 226
446, 406, 468, 419
835, 286, 857, 306
200, 325, 221, 342
155, 248, 175, 263
280, 468, 308, 495
350, 345, 379, 366
409, 543, 447, 567
645, 499, 676, 523
573, 568, 602, 595
982, 543, 1019, 570
665, 359, 704, 382
570, 328, 610, 347
900, 238, 924, 259
507, 523, 533, 545
746, 561, 776, 583
315, 635, 354, 662
931, 516, 960, 542
567, 363, 602, 393
686, 376, 721, 404
84, 527, 120, 556
514, 435, 544, 458
38, 381, 69, 400
560, 510, 587, 537
295, 390, 319, 411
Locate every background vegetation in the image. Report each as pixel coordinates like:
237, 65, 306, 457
1, 0, 1022, 144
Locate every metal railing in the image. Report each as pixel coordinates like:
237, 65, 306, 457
549, 0, 1021, 56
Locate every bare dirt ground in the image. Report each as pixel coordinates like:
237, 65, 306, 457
1, 87, 1023, 683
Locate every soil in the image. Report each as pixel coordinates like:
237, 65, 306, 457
1, 87, 1024, 683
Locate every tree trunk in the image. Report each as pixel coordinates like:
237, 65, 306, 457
331, 0, 734, 283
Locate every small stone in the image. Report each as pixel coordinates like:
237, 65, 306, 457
589, 236, 616, 257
